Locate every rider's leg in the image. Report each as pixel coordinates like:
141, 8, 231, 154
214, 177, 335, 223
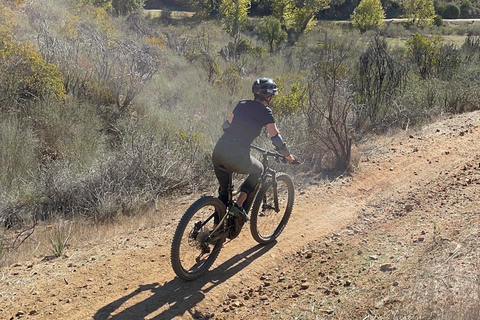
237, 155, 263, 208
213, 165, 229, 227
236, 192, 248, 207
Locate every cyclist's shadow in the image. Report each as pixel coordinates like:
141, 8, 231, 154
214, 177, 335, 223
93, 241, 277, 320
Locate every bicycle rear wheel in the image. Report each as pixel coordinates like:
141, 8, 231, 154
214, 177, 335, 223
171, 196, 225, 280
250, 173, 294, 244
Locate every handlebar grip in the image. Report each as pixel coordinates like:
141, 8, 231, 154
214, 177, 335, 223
278, 155, 300, 165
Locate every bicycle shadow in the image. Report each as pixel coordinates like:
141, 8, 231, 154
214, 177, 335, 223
93, 241, 277, 320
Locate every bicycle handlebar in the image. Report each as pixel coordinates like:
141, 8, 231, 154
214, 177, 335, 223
250, 145, 300, 165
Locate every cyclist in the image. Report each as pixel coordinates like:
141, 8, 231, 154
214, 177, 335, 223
212, 78, 295, 224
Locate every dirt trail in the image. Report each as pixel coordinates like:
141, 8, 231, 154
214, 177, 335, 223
1, 111, 480, 320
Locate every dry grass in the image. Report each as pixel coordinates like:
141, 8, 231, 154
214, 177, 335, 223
0, 196, 182, 267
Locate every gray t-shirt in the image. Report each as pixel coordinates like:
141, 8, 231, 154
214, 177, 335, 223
224, 99, 275, 148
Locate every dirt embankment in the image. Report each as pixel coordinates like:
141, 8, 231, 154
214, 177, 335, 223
1, 111, 479, 320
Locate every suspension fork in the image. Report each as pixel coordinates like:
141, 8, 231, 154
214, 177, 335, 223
270, 170, 280, 212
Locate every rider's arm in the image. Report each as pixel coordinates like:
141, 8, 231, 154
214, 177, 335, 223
265, 123, 295, 163
222, 113, 235, 132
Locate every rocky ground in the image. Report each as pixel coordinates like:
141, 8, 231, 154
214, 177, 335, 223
1, 111, 479, 320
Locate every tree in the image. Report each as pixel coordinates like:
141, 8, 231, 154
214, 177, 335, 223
75, 0, 145, 15
403, 0, 435, 26
112, 0, 145, 15
188, 0, 222, 16
257, 15, 287, 53
442, 3, 460, 19
272, 0, 330, 40
351, 0, 385, 33
219, 0, 250, 59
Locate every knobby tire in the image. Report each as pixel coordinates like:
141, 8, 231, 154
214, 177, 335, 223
170, 196, 225, 281
250, 173, 294, 245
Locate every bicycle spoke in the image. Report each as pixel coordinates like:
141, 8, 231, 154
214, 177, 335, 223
171, 197, 225, 280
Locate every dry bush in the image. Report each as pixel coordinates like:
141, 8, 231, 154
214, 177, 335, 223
305, 34, 358, 173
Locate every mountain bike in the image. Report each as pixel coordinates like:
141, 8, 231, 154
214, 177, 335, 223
170, 145, 297, 281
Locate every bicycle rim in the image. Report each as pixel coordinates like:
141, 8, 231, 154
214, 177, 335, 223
250, 173, 294, 244
171, 197, 225, 280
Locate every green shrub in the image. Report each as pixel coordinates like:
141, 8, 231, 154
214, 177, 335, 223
406, 33, 442, 79
435, 2, 446, 16
442, 3, 460, 19
0, 11, 64, 112
433, 14, 443, 27
460, 0, 472, 18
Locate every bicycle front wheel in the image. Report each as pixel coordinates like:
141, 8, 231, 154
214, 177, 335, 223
171, 196, 225, 281
250, 173, 294, 244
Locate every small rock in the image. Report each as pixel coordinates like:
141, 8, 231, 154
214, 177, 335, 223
380, 263, 396, 272
227, 293, 238, 300
405, 204, 414, 211
300, 282, 310, 290
232, 300, 243, 308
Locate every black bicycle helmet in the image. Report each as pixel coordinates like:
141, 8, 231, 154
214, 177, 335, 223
252, 78, 278, 99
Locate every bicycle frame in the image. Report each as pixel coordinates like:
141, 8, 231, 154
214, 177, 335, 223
205, 145, 283, 243
170, 144, 295, 280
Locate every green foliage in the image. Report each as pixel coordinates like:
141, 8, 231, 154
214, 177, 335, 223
433, 14, 443, 27
272, 76, 308, 116
76, 0, 145, 15
188, 0, 222, 16
220, 0, 250, 59
460, 0, 473, 18
351, 0, 386, 33
442, 3, 460, 18
220, 0, 250, 38
257, 15, 287, 53
220, 64, 242, 95
48, 224, 72, 257
272, 0, 330, 37
403, 0, 436, 26
112, 0, 145, 15
435, 2, 446, 16
0, 7, 64, 111
406, 33, 442, 79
